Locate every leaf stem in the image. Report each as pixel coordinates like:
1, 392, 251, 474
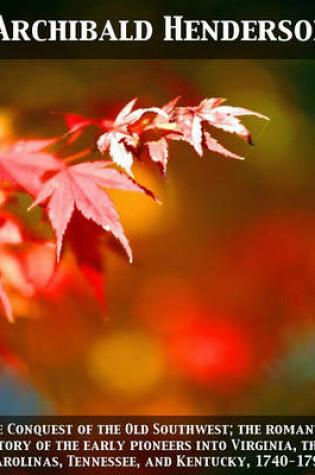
63, 147, 93, 164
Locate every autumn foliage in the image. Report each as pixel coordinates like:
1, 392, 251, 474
0, 97, 268, 321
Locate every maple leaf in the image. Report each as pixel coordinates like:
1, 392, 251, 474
198, 98, 269, 144
101, 131, 135, 176
137, 98, 182, 175
0, 212, 23, 321
0, 139, 61, 196
65, 99, 182, 175
172, 98, 268, 157
97, 99, 169, 175
172, 108, 203, 155
0, 211, 56, 321
30, 161, 157, 263
203, 132, 244, 161
162, 96, 182, 114
146, 138, 169, 174
65, 113, 98, 134
67, 212, 107, 310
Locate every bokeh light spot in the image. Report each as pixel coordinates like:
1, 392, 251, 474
88, 330, 164, 397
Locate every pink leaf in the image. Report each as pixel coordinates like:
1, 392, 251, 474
213, 105, 269, 120
173, 108, 203, 156
30, 161, 156, 263
162, 96, 181, 114
114, 98, 138, 125
147, 138, 169, 172
0, 139, 61, 196
203, 132, 244, 160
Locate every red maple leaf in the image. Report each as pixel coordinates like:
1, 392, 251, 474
65, 113, 99, 134
67, 213, 107, 311
172, 98, 269, 157
0, 211, 57, 321
0, 139, 61, 196
97, 98, 169, 175
0, 95, 269, 324
64, 98, 183, 175
30, 161, 157, 263
139, 98, 182, 175
64, 99, 172, 175
203, 132, 246, 161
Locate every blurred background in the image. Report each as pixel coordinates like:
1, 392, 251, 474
0, 60, 314, 415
